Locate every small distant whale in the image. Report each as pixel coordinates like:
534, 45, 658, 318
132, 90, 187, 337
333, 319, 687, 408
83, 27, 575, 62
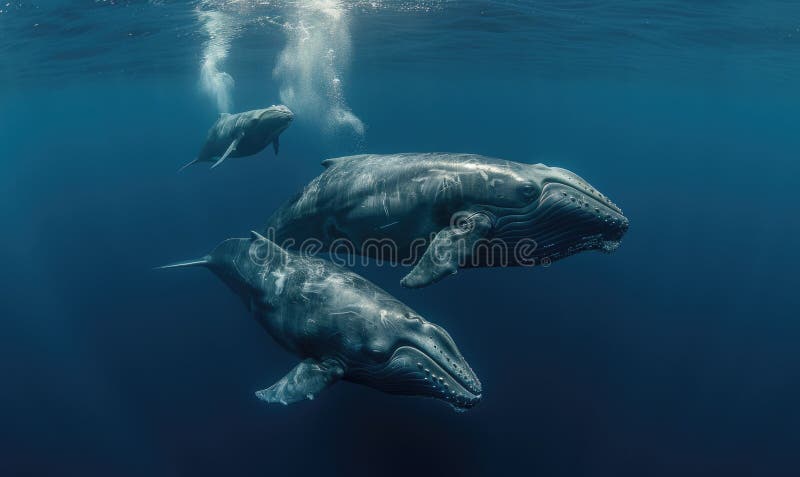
181, 105, 294, 171
265, 153, 629, 288
158, 232, 482, 410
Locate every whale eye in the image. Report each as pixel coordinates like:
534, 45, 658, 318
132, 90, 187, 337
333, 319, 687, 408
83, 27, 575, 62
404, 312, 424, 324
519, 183, 539, 200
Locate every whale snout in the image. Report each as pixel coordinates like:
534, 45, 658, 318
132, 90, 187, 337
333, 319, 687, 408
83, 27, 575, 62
538, 167, 629, 250
385, 346, 482, 411
258, 105, 294, 130
537, 181, 629, 256
268, 104, 294, 122
492, 165, 629, 264
351, 321, 482, 411
546, 167, 624, 214
604, 209, 629, 244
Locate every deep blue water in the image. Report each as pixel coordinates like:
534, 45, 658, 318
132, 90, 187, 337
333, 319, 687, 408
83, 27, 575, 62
2, 1, 800, 476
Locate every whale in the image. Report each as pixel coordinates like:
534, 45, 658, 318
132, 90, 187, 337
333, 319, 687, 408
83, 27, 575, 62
264, 153, 630, 288
158, 232, 482, 410
181, 105, 294, 171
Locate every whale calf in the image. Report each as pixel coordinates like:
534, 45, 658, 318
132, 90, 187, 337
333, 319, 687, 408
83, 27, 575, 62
159, 232, 482, 410
265, 153, 629, 288
181, 105, 294, 170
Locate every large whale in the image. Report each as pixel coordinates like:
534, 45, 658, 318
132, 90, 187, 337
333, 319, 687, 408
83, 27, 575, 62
158, 232, 482, 410
181, 105, 294, 171
264, 153, 629, 288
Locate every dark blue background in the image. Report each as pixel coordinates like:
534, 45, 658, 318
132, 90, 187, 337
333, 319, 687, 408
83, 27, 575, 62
2, 56, 800, 476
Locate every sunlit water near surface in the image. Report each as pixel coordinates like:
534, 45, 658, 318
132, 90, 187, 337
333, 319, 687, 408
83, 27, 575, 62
2, 1, 800, 476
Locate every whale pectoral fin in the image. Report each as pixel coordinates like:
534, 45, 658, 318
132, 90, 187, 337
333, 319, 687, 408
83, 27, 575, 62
272, 135, 280, 155
177, 157, 201, 173
401, 212, 493, 289
210, 133, 243, 170
255, 358, 344, 405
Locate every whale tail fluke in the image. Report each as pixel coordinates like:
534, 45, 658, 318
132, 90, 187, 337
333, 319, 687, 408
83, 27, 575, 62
154, 256, 210, 270
178, 158, 201, 173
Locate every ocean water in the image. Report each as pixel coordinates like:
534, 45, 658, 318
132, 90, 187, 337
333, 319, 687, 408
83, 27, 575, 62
2, 1, 800, 476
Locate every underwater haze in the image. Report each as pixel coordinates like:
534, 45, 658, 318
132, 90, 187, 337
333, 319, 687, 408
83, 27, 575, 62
2, 1, 800, 476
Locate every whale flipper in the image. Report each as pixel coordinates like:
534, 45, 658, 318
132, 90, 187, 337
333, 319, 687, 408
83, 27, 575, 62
210, 133, 243, 170
255, 358, 344, 405
401, 212, 493, 289
273, 136, 279, 155
178, 158, 201, 172
155, 257, 210, 270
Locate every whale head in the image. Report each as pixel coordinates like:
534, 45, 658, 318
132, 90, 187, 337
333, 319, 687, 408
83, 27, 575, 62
345, 302, 482, 411
255, 104, 294, 136
473, 162, 629, 266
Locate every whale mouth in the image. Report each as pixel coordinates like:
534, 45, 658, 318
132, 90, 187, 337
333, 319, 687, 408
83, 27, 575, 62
392, 346, 482, 410
353, 346, 482, 411
600, 239, 622, 253
488, 182, 628, 265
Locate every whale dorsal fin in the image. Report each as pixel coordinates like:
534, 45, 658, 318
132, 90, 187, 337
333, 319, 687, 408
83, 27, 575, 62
321, 154, 370, 169
255, 358, 344, 405
249, 231, 290, 265
321, 157, 348, 169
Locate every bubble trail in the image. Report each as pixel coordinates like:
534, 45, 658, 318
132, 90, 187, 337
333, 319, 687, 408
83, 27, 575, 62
197, 5, 238, 113
274, 0, 365, 138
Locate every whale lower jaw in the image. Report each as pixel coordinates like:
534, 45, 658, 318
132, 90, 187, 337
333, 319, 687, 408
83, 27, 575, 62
600, 239, 621, 253
489, 182, 628, 264
349, 346, 482, 410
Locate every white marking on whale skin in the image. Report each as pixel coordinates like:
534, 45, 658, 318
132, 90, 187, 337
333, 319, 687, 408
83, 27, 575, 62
378, 221, 399, 230
302, 279, 323, 296
294, 180, 322, 212
257, 268, 275, 290
271, 270, 287, 295
329, 311, 357, 316
461, 161, 523, 181
435, 173, 462, 200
